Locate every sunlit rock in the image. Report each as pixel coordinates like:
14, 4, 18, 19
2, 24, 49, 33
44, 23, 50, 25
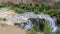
6, 20, 15, 25
0, 8, 15, 18
0, 8, 27, 26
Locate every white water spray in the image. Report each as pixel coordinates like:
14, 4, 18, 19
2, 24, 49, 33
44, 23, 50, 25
0, 9, 57, 32
20, 12, 58, 32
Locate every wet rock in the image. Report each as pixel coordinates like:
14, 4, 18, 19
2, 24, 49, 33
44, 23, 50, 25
28, 18, 45, 31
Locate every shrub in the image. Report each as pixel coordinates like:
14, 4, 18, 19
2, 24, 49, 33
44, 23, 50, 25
43, 21, 53, 34
27, 23, 37, 34
56, 26, 60, 34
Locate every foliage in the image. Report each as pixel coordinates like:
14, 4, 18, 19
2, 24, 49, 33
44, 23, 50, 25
0, 1, 59, 16
0, 2, 50, 14
0, 3, 6, 7
56, 27, 60, 34
46, 9, 57, 16
43, 21, 53, 34
27, 23, 37, 34
0, 18, 3, 20
0, 1, 60, 34
13, 7, 24, 13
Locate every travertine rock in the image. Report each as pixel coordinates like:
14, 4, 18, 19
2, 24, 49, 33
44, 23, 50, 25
0, 8, 27, 26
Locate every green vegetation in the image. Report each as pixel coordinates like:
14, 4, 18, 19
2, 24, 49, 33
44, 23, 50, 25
0, 1, 60, 34
0, 2, 59, 17
43, 21, 53, 34
0, 2, 57, 15
56, 26, 60, 34
27, 23, 37, 34
0, 18, 6, 21
0, 18, 3, 20
27, 21, 53, 34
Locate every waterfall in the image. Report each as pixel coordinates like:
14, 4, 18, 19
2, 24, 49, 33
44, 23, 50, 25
0, 8, 58, 33
24, 20, 33, 30
38, 14, 58, 32
1, 10, 57, 32
20, 12, 58, 32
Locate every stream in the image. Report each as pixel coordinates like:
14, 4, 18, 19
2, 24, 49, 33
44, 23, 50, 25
0, 8, 58, 33
18, 12, 58, 32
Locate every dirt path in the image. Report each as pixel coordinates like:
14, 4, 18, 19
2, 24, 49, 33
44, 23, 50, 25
0, 23, 26, 34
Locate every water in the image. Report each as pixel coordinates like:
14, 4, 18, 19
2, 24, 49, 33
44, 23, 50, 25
24, 20, 33, 29
0, 9, 57, 33
19, 12, 58, 32
38, 13, 58, 32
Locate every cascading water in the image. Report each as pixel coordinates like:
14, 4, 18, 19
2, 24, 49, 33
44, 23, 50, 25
24, 20, 33, 29
37, 13, 58, 32
19, 12, 58, 33
0, 8, 58, 33
1, 9, 57, 33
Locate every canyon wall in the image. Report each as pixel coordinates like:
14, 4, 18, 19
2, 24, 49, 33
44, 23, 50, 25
0, 0, 38, 4
0, 0, 59, 4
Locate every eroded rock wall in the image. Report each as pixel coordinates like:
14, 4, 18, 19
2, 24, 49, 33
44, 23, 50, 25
0, 0, 38, 4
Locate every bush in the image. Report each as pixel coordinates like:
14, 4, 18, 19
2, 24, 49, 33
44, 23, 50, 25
14, 7, 24, 13
43, 21, 53, 34
56, 26, 60, 34
27, 23, 37, 34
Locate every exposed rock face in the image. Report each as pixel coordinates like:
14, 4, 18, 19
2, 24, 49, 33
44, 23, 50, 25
0, 0, 60, 4
0, 8, 27, 26
41, 0, 60, 3
0, 8, 15, 18
0, 0, 38, 4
